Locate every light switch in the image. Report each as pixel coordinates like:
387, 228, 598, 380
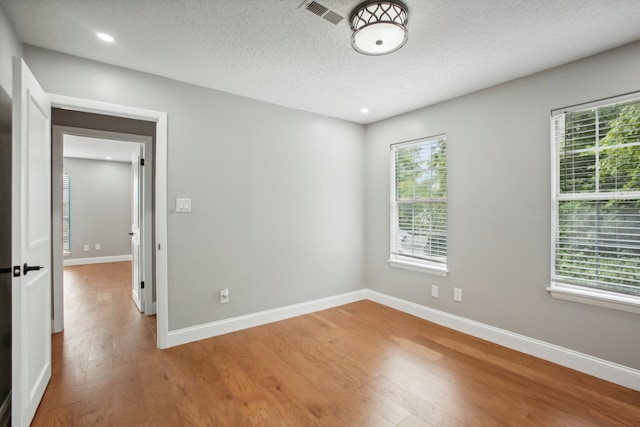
176, 198, 192, 213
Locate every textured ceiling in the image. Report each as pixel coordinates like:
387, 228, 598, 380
2, 0, 640, 124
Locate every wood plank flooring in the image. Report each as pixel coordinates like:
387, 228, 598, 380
32, 261, 640, 426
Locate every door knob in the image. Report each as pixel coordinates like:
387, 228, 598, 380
129, 232, 134, 236
23, 263, 43, 275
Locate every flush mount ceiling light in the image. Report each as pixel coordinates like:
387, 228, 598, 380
350, 1, 409, 56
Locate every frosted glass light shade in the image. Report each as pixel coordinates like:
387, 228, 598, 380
350, 1, 409, 56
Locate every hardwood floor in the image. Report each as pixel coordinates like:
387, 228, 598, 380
32, 262, 640, 426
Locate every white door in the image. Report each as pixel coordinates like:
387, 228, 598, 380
11, 58, 52, 426
131, 145, 144, 312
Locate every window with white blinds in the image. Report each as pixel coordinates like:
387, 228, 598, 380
390, 135, 447, 274
62, 174, 70, 254
551, 94, 640, 301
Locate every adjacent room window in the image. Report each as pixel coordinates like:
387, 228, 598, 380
550, 93, 640, 312
389, 135, 448, 275
62, 174, 71, 254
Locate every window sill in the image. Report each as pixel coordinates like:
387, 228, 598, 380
388, 258, 448, 277
547, 282, 640, 315
63, 251, 71, 257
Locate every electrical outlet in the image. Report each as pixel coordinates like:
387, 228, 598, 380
95, 243, 101, 250
219, 288, 229, 304
83, 244, 89, 251
454, 288, 463, 302
431, 285, 439, 298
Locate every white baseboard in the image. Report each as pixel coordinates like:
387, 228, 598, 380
364, 289, 640, 392
64, 254, 132, 266
167, 290, 368, 348
164, 288, 640, 391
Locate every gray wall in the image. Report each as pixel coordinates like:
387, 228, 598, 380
364, 40, 640, 370
0, 4, 22, 96
63, 157, 132, 260
23, 46, 366, 331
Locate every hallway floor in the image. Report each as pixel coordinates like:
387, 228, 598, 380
32, 262, 159, 426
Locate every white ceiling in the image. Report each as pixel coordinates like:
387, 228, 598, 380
64, 134, 140, 163
2, 0, 640, 124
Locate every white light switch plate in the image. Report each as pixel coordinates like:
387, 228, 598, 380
176, 198, 192, 213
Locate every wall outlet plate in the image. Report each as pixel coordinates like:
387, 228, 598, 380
219, 288, 229, 304
431, 285, 438, 298
454, 288, 463, 302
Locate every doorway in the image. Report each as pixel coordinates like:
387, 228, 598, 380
48, 101, 169, 348
59, 130, 152, 319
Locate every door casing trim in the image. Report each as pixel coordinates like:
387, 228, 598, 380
48, 94, 169, 348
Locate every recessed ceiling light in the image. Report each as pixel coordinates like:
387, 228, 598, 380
361, 108, 369, 114
97, 32, 114, 43
106, 156, 113, 160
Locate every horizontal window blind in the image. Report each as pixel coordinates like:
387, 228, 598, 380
63, 174, 70, 253
391, 136, 447, 265
552, 96, 640, 296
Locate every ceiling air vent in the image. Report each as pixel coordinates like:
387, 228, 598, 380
302, 1, 345, 26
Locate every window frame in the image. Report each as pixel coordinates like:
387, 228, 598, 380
548, 92, 640, 314
389, 135, 449, 276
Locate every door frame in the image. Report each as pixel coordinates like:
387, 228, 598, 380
49, 94, 169, 348
130, 139, 148, 313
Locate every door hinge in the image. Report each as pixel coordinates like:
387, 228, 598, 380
140, 158, 145, 166
141, 281, 145, 289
